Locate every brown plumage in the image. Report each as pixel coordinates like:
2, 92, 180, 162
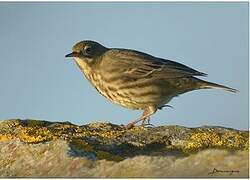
65, 40, 238, 128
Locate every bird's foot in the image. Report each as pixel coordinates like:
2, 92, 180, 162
141, 118, 155, 128
141, 123, 155, 128
122, 107, 157, 129
121, 122, 136, 129
122, 122, 154, 129
122, 118, 150, 129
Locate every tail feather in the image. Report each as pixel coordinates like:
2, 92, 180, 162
200, 80, 239, 93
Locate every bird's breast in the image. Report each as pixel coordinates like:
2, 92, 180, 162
74, 58, 174, 110
74, 58, 122, 105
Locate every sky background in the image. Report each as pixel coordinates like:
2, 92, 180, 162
0, 2, 248, 130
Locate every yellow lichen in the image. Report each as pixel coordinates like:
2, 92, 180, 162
221, 131, 248, 149
98, 130, 124, 139
76, 127, 125, 140
0, 119, 248, 160
18, 127, 54, 143
0, 119, 21, 128
183, 130, 248, 153
0, 134, 14, 141
183, 132, 222, 152
128, 126, 147, 132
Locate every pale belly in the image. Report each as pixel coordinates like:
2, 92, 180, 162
88, 74, 174, 110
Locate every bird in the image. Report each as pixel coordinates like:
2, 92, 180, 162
65, 40, 238, 129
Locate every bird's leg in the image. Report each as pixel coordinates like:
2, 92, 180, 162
124, 106, 157, 129
142, 105, 173, 127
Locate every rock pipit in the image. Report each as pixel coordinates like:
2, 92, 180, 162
65, 40, 237, 128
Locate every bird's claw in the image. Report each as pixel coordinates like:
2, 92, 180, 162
122, 123, 155, 129
158, 105, 173, 110
121, 122, 136, 129
141, 123, 155, 128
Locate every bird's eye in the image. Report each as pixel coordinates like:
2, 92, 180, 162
84, 46, 92, 54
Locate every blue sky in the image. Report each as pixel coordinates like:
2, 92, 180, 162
0, 2, 248, 130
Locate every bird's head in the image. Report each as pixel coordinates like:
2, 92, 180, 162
65, 40, 108, 64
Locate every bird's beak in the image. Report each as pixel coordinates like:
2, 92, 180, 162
65, 52, 80, 58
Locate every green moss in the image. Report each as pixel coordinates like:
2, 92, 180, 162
69, 138, 125, 161
70, 138, 94, 152
96, 150, 124, 162
24, 119, 51, 127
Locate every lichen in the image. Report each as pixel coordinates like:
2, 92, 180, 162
183, 130, 248, 153
0, 119, 248, 160
183, 132, 221, 152
0, 134, 14, 141
18, 127, 54, 143
221, 131, 249, 150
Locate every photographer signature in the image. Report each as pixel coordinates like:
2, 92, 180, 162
208, 168, 240, 176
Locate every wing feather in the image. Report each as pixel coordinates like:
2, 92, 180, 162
102, 49, 207, 79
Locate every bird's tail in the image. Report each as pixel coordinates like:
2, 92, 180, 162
199, 79, 238, 93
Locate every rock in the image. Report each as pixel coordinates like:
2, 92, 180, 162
0, 119, 248, 177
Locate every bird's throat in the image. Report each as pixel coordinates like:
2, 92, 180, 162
74, 58, 93, 79
74, 58, 103, 90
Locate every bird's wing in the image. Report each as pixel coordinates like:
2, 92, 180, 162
103, 49, 207, 79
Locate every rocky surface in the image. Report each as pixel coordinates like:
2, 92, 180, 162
0, 119, 248, 177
